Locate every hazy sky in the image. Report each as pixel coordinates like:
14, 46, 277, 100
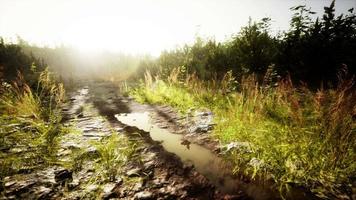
0, 0, 355, 55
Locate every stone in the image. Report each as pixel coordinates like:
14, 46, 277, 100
4, 181, 16, 188
142, 152, 156, 162
67, 179, 80, 190
102, 183, 118, 199
86, 184, 99, 192
54, 169, 73, 183
159, 125, 168, 129
126, 168, 141, 177
134, 191, 153, 200
220, 141, 252, 154
34, 186, 52, 199
61, 141, 82, 149
143, 161, 155, 170
5, 180, 36, 195
116, 127, 124, 132
189, 124, 212, 133
133, 181, 144, 192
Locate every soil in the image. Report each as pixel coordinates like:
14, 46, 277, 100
1, 80, 320, 200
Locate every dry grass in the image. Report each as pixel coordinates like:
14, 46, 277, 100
130, 67, 356, 198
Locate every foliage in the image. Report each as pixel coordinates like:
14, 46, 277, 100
131, 68, 356, 199
135, 1, 356, 87
0, 68, 66, 181
0, 38, 45, 83
92, 134, 137, 182
279, 1, 356, 85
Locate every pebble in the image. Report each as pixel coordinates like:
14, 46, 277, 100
126, 168, 141, 177
134, 191, 153, 200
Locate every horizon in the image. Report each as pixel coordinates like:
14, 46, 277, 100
1, 0, 355, 56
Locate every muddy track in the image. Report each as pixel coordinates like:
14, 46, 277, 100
2, 80, 321, 200
61, 80, 248, 200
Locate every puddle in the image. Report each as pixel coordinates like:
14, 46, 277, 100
115, 112, 313, 200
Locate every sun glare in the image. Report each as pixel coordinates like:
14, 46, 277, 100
61, 16, 164, 55
59, 0, 197, 56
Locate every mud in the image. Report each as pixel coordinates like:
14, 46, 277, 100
1, 80, 318, 199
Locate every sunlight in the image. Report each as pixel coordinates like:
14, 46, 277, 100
58, 0, 198, 56
62, 15, 167, 55
1, 0, 355, 199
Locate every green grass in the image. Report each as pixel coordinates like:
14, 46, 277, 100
92, 133, 137, 182
0, 69, 67, 182
130, 68, 356, 199
64, 133, 139, 199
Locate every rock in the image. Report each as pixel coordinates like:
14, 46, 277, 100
5, 180, 36, 195
194, 111, 212, 117
86, 184, 99, 192
116, 127, 124, 132
86, 146, 99, 156
61, 141, 82, 149
67, 179, 80, 190
220, 141, 252, 154
34, 186, 52, 199
133, 181, 144, 192
159, 124, 168, 129
4, 181, 16, 188
54, 169, 73, 183
134, 191, 153, 200
189, 124, 212, 133
102, 183, 118, 199
126, 168, 141, 177
142, 152, 156, 162
143, 161, 155, 170
152, 178, 168, 188
57, 149, 72, 156
82, 132, 105, 138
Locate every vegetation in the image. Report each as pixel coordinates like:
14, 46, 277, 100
0, 39, 141, 198
0, 68, 66, 182
66, 133, 139, 198
92, 133, 137, 182
135, 1, 356, 86
0, 0, 355, 199
130, 4, 356, 197
130, 66, 355, 198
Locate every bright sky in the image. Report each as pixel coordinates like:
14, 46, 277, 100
0, 0, 355, 55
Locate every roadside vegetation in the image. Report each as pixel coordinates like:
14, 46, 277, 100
130, 1, 356, 198
130, 66, 355, 198
0, 40, 141, 198
0, 67, 66, 184
65, 133, 139, 199
0, 0, 355, 199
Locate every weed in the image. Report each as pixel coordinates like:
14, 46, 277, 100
92, 133, 137, 182
0, 68, 66, 181
131, 68, 356, 198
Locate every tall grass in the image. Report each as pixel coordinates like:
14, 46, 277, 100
130, 67, 356, 198
0, 68, 66, 180
93, 134, 137, 182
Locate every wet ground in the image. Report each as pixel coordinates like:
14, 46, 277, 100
1, 80, 318, 199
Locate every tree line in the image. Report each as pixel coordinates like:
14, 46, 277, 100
137, 1, 356, 87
